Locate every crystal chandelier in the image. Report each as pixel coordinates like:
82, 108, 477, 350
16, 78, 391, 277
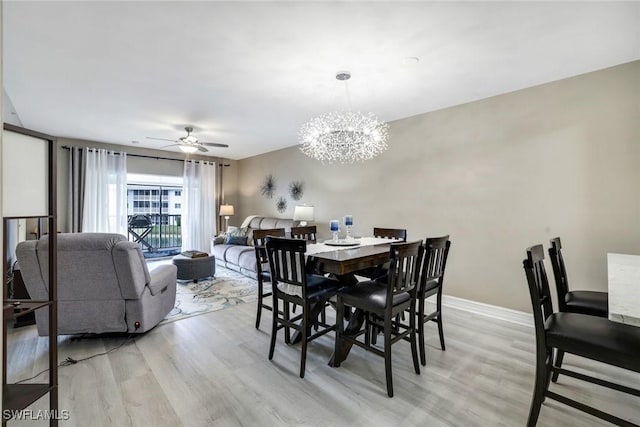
299, 72, 389, 164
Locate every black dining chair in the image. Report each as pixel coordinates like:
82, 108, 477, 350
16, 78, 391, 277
265, 236, 341, 378
522, 244, 640, 427
548, 237, 608, 382
334, 241, 422, 397
355, 227, 408, 280
252, 228, 286, 330
415, 236, 451, 365
291, 225, 317, 243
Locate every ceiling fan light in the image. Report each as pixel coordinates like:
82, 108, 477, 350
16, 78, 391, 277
179, 144, 198, 154
184, 135, 198, 144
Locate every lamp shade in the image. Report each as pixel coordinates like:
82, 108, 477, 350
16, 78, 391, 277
293, 205, 314, 222
219, 204, 235, 216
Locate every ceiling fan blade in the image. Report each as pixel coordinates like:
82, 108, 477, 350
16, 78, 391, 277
160, 144, 182, 149
146, 137, 178, 143
197, 145, 209, 153
200, 142, 229, 148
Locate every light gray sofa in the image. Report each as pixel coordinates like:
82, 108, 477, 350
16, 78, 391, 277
16, 233, 177, 336
213, 216, 294, 279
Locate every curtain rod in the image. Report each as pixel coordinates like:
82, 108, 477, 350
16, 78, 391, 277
60, 145, 219, 164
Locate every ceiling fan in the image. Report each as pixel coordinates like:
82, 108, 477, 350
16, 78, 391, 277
146, 126, 228, 153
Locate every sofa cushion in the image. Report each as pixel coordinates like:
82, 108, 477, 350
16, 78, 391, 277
237, 250, 258, 272
221, 245, 254, 265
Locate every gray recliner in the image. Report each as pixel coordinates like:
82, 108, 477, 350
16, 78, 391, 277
16, 233, 177, 336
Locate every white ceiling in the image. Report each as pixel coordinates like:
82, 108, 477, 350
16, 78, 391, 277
3, 1, 639, 160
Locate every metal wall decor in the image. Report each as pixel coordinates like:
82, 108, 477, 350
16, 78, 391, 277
260, 174, 276, 199
276, 196, 287, 213
289, 181, 304, 201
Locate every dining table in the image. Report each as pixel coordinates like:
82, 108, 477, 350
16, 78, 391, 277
301, 237, 398, 365
607, 253, 640, 327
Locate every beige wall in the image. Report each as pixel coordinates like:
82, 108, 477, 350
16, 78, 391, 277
238, 61, 640, 312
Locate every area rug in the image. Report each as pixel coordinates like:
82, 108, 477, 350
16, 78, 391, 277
160, 267, 266, 325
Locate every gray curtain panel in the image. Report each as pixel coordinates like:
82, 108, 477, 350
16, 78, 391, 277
67, 147, 86, 232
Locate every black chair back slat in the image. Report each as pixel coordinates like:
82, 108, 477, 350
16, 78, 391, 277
253, 228, 287, 330
386, 241, 422, 306
419, 236, 450, 290
374, 227, 407, 241
291, 225, 317, 243
265, 236, 308, 296
523, 245, 555, 332
253, 228, 286, 263
548, 237, 570, 311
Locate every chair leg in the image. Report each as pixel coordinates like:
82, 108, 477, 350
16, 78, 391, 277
551, 350, 564, 383
365, 313, 371, 347
284, 301, 291, 344
320, 304, 326, 326
436, 292, 445, 351
409, 305, 420, 375
418, 298, 427, 366
269, 296, 279, 360
300, 302, 308, 378
384, 315, 394, 398
255, 279, 264, 329
334, 298, 344, 368
526, 348, 552, 427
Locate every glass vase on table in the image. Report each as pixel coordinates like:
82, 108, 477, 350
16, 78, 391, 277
330, 219, 340, 242
344, 215, 354, 241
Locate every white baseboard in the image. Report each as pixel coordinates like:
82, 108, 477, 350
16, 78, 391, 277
426, 295, 533, 328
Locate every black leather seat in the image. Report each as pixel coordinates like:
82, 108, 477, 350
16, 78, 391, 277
339, 280, 411, 312
523, 244, 640, 427
545, 312, 640, 372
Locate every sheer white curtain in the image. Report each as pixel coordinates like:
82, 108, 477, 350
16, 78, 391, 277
182, 160, 217, 252
82, 148, 128, 235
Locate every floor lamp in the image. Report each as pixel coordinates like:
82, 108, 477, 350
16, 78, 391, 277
219, 204, 234, 231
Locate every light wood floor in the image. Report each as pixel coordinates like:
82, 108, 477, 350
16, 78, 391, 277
6, 294, 640, 426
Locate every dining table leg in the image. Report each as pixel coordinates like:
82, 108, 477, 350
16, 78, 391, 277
328, 273, 364, 367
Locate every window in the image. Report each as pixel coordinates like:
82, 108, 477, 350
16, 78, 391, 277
174, 203, 181, 209
174, 190, 181, 196
162, 202, 168, 209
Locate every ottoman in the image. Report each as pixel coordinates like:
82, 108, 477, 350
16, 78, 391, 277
172, 254, 216, 283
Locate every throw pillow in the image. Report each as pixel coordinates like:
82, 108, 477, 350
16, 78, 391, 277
213, 234, 226, 245
225, 235, 248, 246
226, 226, 240, 236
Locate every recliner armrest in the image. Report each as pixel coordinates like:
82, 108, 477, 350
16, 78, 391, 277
148, 264, 177, 296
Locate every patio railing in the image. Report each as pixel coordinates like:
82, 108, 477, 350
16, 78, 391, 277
127, 214, 182, 254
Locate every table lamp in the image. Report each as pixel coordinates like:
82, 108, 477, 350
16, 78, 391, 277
293, 205, 315, 226
219, 204, 235, 231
